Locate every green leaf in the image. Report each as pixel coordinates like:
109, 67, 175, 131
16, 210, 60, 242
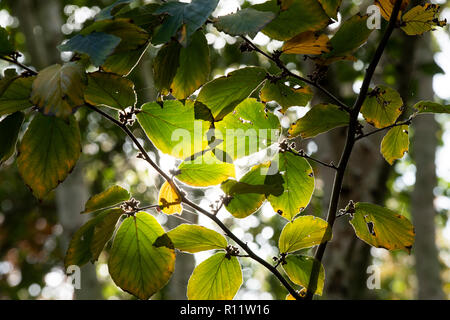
84, 72, 136, 110
58, 32, 121, 67
260, 79, 313, 111
381, 125, 409, 165
82, 185, 131, 214
65, 208, 123, 268
401, 3, 447, 36
214, 98, 280, 160
214, 8, 276, 38
95, 0, 132, 21
171, 30, 210, 99
153, 40, 181, 94
221, 163, 275, 218
187, 252, 242, 300
17, 113, 81, 200
31, 63, 86, 118
165, 224, 227, 253
321, 14, 373, 61
0, 76, 34, 116
176, 152, 235, 187
268, 152, 315, 221
136, 99, 209, 159
349, 202, 415, 253
413, 100, 450, 114
279, 215, 332, 253
360, 86, 403, 128
114, 3, 162, 32
81, 19, 149, 75
288, 103, 349, 139
0, 27, 15, 55
282, 255, 325, 295
197, 67, 267, 120
152, 0, 219, 45
108, 212, 175, 300
318, 0, 342, 20
253, 0, 330, 41
0, 112, 24, 165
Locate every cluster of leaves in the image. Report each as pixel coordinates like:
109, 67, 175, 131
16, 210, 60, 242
0, 0, 448, 300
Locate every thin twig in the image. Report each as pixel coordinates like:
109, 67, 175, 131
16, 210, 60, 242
0, 56, 38, 75
355, 117, 413, 141
288, 148, 338, 170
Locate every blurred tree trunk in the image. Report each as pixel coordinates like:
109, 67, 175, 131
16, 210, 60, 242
10, 0, 102, 299
410, 34, 445, 300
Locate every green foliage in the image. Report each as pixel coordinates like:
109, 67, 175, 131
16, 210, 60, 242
349, 202, 415, 253
17, 113, 81, 200
260, 79, 313, 111
165, 224, 228, 253
108, 212, 175, 300
0, 75, 34, 116
282, 255, 325, 295
413, 100, 450, 114
187, 252, 242, 300
381, 125, 409, 165
360, 85, 403, 128
82, 185, 131, 214
289, 103, 349, 139
0, 27, 15, 55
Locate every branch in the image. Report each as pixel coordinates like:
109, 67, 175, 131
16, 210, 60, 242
304, 0, 404, 300
355, 116, 413, 141
287, 148, 338, 170
86, 104, 302, 300
240, 36, 352, 113
0, 55, 38, 75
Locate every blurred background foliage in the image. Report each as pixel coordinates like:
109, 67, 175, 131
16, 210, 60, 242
0, 0, 448, 300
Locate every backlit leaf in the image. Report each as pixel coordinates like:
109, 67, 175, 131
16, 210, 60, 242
158, 181, 182, 215
380, 125, 409, 165
318, 0, 342, 20
253, 0, 330, 41
108, 212, 175, 300
214, 8, 276, 38
17, 114, 81, 200
197, 67, 267, 120
374, 0, 408, 21
90, 208, 124, 261
349, 202, 415, 253
153, 40, 182, 95
413, 100, 450, 114
136, 99, 209, 159
288, 103, 349, 139
268, 152, 315, 221
279, 215, 332, 253
31, 62, 86, 118
171, 30, 210, 99
0, 112, 24, 165
401, 3, 446, 36
82, 185, 130, 214
187, 252, 242, 300
282, 255, 325, 295
260, 79, 313, 111
84, 71, 136, 110
214, 98, 280, 160
176, 152, 235, 187
166, 224, 227, 253
360, 85, 403, 128
282, 31, 331, 55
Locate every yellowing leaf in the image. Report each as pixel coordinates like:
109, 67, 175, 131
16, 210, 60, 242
282, 255, 325, 295
279, 215, 332, 253
187, 252, 242, 300
360, 85, 403, 128
318, 0, 342, 20
31, 62, 86, 118
374, 0, 409, 21
166, 224, 227, 253
17, 113, 81, 200
108, 212, 175, 300
380, 125, 409, 165
158, 181, 182, 215
349, 202, 415, 253
282, 31, 331, 55
401, 3, 447, 36
82, 185, 131, 214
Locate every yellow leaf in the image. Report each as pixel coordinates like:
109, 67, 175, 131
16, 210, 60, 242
401, 3, 447, 36
282, 31, 331, 55
374, 0, 409, 21
158, 181, 182, 215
